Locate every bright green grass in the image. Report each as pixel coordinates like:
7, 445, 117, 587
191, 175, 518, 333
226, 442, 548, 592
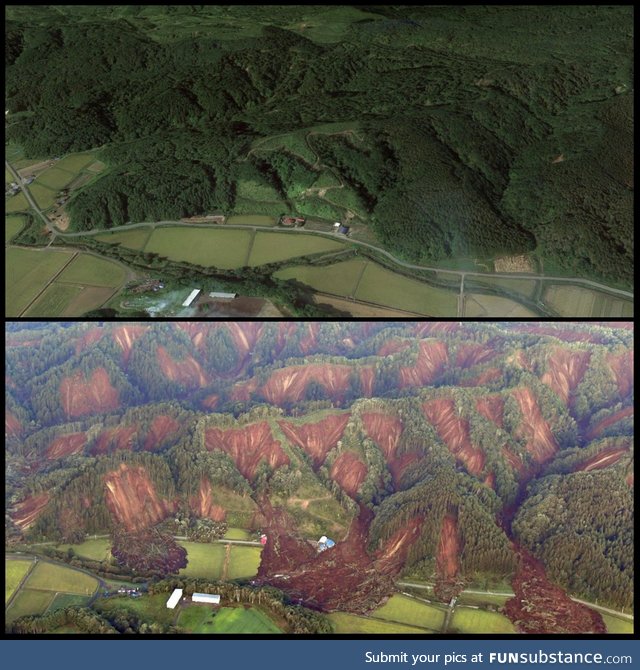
94, 228, 150, 250
226, 215, 277, 227
176, 604, 220, 633
179, 541, 226, 579
95, 593, 177, 627
328, 612, 433, 634
227, 546, 262, 580
46, 593, 90, 613
5, 168, 14, 183
25, 561, 98, 595
6, 588, 55, 623
236, 179, 282, 202
311, 170, 341, 189
56, 253, 127, 287
35, 167, 76, 190
195, 606, 281, 633
355, 263, 458, 316
144, 226, 252, 269
371, 595, 446, 631
6, 214, 26, 242
254, 132, 316, 165
5, 191, 29, 212
224, 528, 251, 540
248, 231, 344, 267
29, 182, 59, 209
448, 607, 516, 633
55, 153, 96, 173
601, 614, 633, 634
22, 282, 84, 317
275, 258, 366, 297
56, 538, 112, 562
6, 559, 34, 603
5, 247, 75, 316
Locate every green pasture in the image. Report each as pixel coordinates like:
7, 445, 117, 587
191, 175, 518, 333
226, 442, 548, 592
179, 541, 226, 579
6, 588, 55, 623
51, 625, 84, 634
6, 559, 34, 603
25, 561, 98, 595
448, 606, 516, 633
5, 191, 29, 212
227, 546, 262, 580
328, 612, 433, 634
6, 214, 26, 242
183, 606, 282, 633
23, 282, 84, 317
46, 593, 90, 613
371, 594, 446, 631
29, 182, 59, 209
94, 228, 151, 250
254, 132, 316, 165
223, 528, 252, 541
275, 258, 366, 297
56, 538, 112, 562
55, 153, 96, 173
311, 170, 341, 189
56, 253, 127, 287
35, 167, 76, 190
5, 168, 14, 183
95, 592, 177, 627
236, 179, 282, 202
248, 231, 344, 267
601, 614, 633, 634
456, 592, 511, 607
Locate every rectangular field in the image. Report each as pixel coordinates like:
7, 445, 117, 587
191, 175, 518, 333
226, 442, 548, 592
5, 191, 29, 212
6, 588, 55, 623
543, 284, 633, 317
35, 167, 76, 190
448, 607, 516, 633
55, 153, 96, 173
311, 293, 419, 317
248, 231, 344, 267
46, 593, 90, 613
94, 228, 151, 250
22, 282, 84, 317
371, 594, 446, 631
6, 214, 26, 242
464, 293, 537, 317
29, 182, 59, 209
328, 612, 433, 634
6, 559, 35, 603
56, 538, 112, 562
467, 277, 538, 299
25, 561, 98, 595
56, 253, 127, 287
274, 258, 366, 297
355, 263, 458, 316
223, 528, 251, 541
179, 541, 226, 579
601, 614, 633, 634
227, 546, 262, 580
144, 226, 252, 269
226, 215, 277, 227
95, 593, 177, 627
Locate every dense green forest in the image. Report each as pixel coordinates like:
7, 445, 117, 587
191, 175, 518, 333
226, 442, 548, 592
5, 5, 633, 285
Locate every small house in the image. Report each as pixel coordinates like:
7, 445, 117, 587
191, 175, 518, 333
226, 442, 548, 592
166, 588, 183, 609
317, 535, 335, 552
337, 225, 350, 235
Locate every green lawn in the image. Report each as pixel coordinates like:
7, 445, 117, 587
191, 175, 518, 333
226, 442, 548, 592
29, 182, 59, 209
601, 614, 634, 634
179, 541, 226, 579
6, 588, 55, 623
56, 538, 112, 562
25, 561, 98, 595
227, 546, 262, 580
94, 228, 151, 250
223, 528, 251, 541
6, 559, 35, 603
56, 253, 127, 287
35, 167, 76, 190
371, 594, 446, 631
448, 607, 516, 633
23, 282, 84, 317
179, 606, 282, 633
275, 258, 366, 297
5, 191, 29, 212
328, 612, 433, 634
144, 226, 252, 269
46, 593, 90, 613
5, 214, 26, 242
55, 153, 96, 173
248, 231, 344, 266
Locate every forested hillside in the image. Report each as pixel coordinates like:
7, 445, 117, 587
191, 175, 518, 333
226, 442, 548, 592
5, 322, 633, 623
5, 5, 633, 285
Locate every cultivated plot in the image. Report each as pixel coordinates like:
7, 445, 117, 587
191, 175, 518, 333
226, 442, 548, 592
274, 258, 367, 297
248, 231, 345, 267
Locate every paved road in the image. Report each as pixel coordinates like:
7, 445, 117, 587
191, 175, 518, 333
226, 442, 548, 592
5, 160, 54, 234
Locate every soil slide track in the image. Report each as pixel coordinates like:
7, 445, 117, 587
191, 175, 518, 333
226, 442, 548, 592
92, 426, 138, 455
577, 447, 629, 472
540, 348, 592, 406
512, 388, 558, 464
400, 340, 449, 388
11, 493, 50, 530
585, 406, 634, 441
377, 339, 411, 357
359, 367, 375, 397
6, 411, 23, 438
201, 394, 220, 410
112, 325, 147, 361
60, 367, 119, 418
299, 323, 319, 354
225, 322, 264, 361
157, 346, 209, 388
230, 378, 260, 402
422, 399, 485, 477
455, 343, 497, 369
144, 415, 180, 451
608, 350, 634, 398
475, 395, 505, 427
74, 327, 105, 354
460, 367, 502, 387
414, 323, 461, 337
330, 452, 368, 498
205, 421, 289, 480
190, 477, 226, 521
46, 432, 87, 459
278, 414, 350, 468
374, 515, 424, 576
261, 364, 353, 405
436, 513, 460, 581
104, 463, 175, 532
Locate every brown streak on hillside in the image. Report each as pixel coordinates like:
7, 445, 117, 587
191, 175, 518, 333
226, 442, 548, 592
460, 367, 502, 387
11, 493, 50, 530
437, 512, 460, 581
541, 348, 591, 406
112, 325, 147, 361
201, 394, 220, 411
261, 364, 352, 405
585, 406, 634, 441
46, 432, 86, 459
375, 516, 424, 575
75, 327, 105, 354
92, 426, 138, 455
330, 452, 367, 498
577, 447, 629, 472
60, 368, 119, 418
608, 351, 634, 398
278, 414, 350, 468
476, 395, 505, 427
230, 378, 259, 402
190, 477, 226, 521
144, 415, 179, 451
512, 388, 558, 464
6, 411, 22, 438
157, 346, 209, 388
377, 339, 411, 357
359, 367, 375, 397
456, 343, 497, 369
399, 340, 448, 388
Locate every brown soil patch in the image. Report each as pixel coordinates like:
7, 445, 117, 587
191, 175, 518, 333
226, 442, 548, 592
576, 447, 629, 472
414, 323, 461, 336
299, 323, 319, 354
359, 366, 375, 397
374, 515, 424, 575
112, 325, 147, 361
512, 388, 558, 464
190, 477, 227, 521
157, 346, 209, 388
5, 411, 22, 438
436, 513, 460, 581
502, 447, 526, 475
225, 322, 264, 359
455, 343, 497, 369
608, 350, 634, 398
377, 339, 412, 357
330, 452, 367, 498
278, 414, 350, 468
540, 348, 592, 406
261, 364, 353, 405
585, 406, 634, 441
504, 548, 605, 634
230, 378, 260, 402
144, 415, 180, 451
104, 463, 175, 532
493, 255, 534, 273
11, 493, 50, 530
399, 340, 449, 388
46, 432, 86, 459
476, 395, 505, 427
74, 327, 105, 354
484, 472, 495, 488
205, 421, 289, 480
92, 426, 138, 455
201, 394, 220, 410
626, 473, 633, 487
422, 398, 485, 477
460, 367, 502, 387
60, 367, 119, 418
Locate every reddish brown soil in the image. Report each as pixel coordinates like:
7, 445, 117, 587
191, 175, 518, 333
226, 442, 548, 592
512, 388, 558, 464
608, 350, 634, 398
374, 515, 424, 575
277, 414, 350, 468
225, 322, 264, 359
144, 415, 179, 451
92, 426, 138, 455
576, 447, 629, 472
484, 472, 495, 488
504, 548, 605, 634
399, 340, 448, 388
330, 452, 367, 497
460, 367, 502, 387
377, 339, 412, 357
157, 346, 209, 388
515, 350, 533, 371
626, 473, 634, 487
46, 432, 87, 459
299, 323, 319, 354
541, 348, 591, 406
112, 325, 147, 361
230, 378, 260, 402
455, 343, 497, 369
201, 394, 220, 411
585, 406, 634, 441
361, 412, 417, 485
502, 447, 526, 475
74, 327, 105, 354
104, 463, 175, 532
190, 477, 226, 521
60, 367, 120, 418
422, 398, 485, 476
11, 493, 50, 530
476, 395, 505, 427
5, 411, 22, 438
205, 421, 289, 480
261, 364, 353, 405
414, 323, 460, 336
359, 366, 375, 397
436, 513, 460, 580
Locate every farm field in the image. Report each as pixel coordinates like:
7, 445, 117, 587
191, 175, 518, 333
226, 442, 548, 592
29, 182, 59, 209
5, 191, 29, 212
371, 594, 446, 631
179, 541, 226, 579
144, 226, 252, 269
543, 284, 633, 317
6, 588, 55, 623
56, 538, 112, 562
55, 153, 96, 173
227, 546, 262, 580
310, 293, 418, 317
464, 293, 537, 317
95, 593, 176, 627
25, 561, 98, 595
601, 614, 633, 634
448, 607, 516, 633
248, 231, 345, 267
6, 214, 26, 242
328, 611, 433, 634
456, 592, 511, 607
467, 277, 538, 298
56, 253, 127, 287
274, 258, 366, 297
184, 606, 282, 634
226, 215, 277, 226
355, 263, 458, 316
35, 167, 76, 190
46, 593, 90, 613
6, 559, 34, 603
22, 283, 84, 317
223, 528, 252, 541
94, 228, 151, 250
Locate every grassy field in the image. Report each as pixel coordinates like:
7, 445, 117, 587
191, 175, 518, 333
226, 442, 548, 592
467, 277, 538, 299
236, 179, 282, 202
179, 542, 226, 579
35, 167, 76, 190
5, 191, 29, 212
6, 559, 35, 603
29, 182, 59, 209
355, 263, 458, 316
227, 546, 262, 580
56, 253, 127, 287
371, 595, 446, 631
275, 258, 366, 297
94, 228, 151, 250
25, 561, 98, 595
226, 215, 277, 226
6, 588, 55, 623
456, 592, 511, 607
543, 284, 633, 317
95, 593, 177, 627
601, 614, 633, 634
56, 538, 112, 562
328, 611, 433, 634
180, 606, 282, 633
55, 153, 96, 173
144, 226, 252, 269
253, 132, 317, 165
311, 293, 420, 317
22, 282, 85, 317
448, 607, 516, 633
46, 593, 90, 613
5, 247, 75, 316
464, 293, 537, 317
248, 231, 344, 266
224, 528, 252, 541
6, 214, 26, 242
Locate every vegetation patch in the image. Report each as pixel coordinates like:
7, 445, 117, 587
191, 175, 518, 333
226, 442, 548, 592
6, 588, 55, 623
56, 538, 112, 562
179, 542, 227, 579
227, 546, 263, 580
5, 214, 26, 242
35, 167, 77, 190
23, 283, 84, 317
56, 253, 127, 287
29, 182, 59, 209
180, 605, 282, 633
5, 559, 34, 603
24, 561, 98, 595
328, 611, 432, 634
5, 191, 29, 212
275, 258, 366, 298
464, 294, 537, 317
371, 594, 446, 631
248, 232, 344, 267
449, 606, 516, 633
94, 228, 150, 250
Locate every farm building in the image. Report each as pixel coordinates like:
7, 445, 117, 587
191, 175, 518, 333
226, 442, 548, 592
260, 534, 268, 546
182, 288, 201, 307
337, 225, 350, 235
317, 535, 335, 552
209, 292, 237, 300
192, 593, 221, 604
280, 216, 306, 227
166, 588, 183, 609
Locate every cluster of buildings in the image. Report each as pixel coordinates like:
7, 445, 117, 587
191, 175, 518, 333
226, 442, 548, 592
182, 288, 237, 308
166, 588, 221, 609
